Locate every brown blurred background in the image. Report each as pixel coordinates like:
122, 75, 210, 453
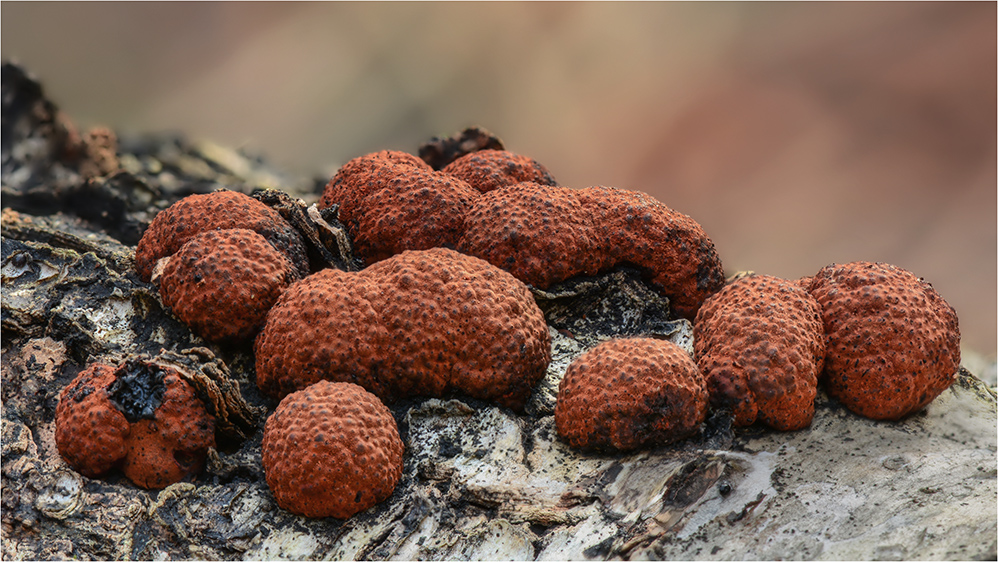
3, 2, 995, 356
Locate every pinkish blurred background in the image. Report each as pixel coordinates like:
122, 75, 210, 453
3, 2, 995, 357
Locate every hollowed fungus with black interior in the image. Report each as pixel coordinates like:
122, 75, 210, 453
55, 359, 215, 489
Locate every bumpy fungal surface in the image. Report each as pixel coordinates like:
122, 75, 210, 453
583, 186, 726, 319
53, 364, 129, 478
255, 247, 551, 410
808, 261, 961, 420
55, 360, 215, 489
694, 274, 825, 431
459, 183, 725, 319
319, 150, 479, 264
555, 338, 708, 451
318, 150, 430, 216
135, 190, 308, 281
261, 381, 404, 519
157, 228, 299, 342
441, 149, 557, 193
458, 182, 601, 291
795, 276, 814, 291
319, 149, 722, 318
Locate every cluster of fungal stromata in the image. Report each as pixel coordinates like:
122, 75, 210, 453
320, 149, 725, 320
136, 190, 306, 343
55, 134, 962, 520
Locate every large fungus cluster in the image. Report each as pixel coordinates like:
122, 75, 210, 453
55, 359, 215, 489
51, 130, 963, 522
320, 149, 724, 320
255, 247, 551, 411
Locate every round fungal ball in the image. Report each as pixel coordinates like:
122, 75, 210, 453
555, 338, 708, 451
441, 149, 557, 193
808, 261, 961, 420
157, 228, 299, 342
54, 363, 129, 477
262, 381, 404, 519
55, 359, 215, 489
694, 274, 825, 431
318, 151, 478, 264
135, 190, 308, 281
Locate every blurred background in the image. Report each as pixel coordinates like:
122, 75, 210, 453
3, 2, 995, 357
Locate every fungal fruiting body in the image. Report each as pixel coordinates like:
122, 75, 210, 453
135, 190, 307, 342
459, 183, 725, 319
54, 364, 127, 477
808, 261, 960, 420
320, 150, 724, 319
261, 381, 404, 519
440, 149, 557, 193
254, 247, 551, 411
157, 228, 299, 342
319, 150, 479, 263
55, 360, 215, 489
457, 182, 601, 291
555, 338, 708, 451
694, 274, 825, 431
582, 186, 726, 320
135, 190, 308, 281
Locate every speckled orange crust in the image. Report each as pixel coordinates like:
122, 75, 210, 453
459, 183, 725, 319
808, 261, 961, 420
254, 248, 551, 410
694, 275, 825, 431
318, 150, 430, 214
441, 149, 557, 193
158, 228, 299, 342
55, 360, 215, 489
135, 190, 308, 281
54, 364, 128, 478
555, 338, 708, 451
319, 150, 722, 318
319, 150, 479, 264
262, 381, 404, 519
457, 182, 600, 290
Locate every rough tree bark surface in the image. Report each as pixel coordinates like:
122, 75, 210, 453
2, 63, 995, 561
